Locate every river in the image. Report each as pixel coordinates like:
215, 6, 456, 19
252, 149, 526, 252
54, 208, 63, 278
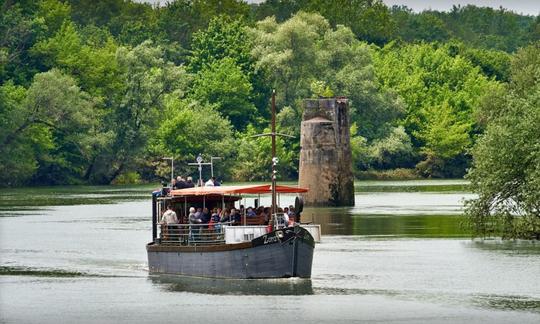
1, 180, 539, 323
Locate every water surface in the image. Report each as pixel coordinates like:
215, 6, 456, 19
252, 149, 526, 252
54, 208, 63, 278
1, 180, 539, 323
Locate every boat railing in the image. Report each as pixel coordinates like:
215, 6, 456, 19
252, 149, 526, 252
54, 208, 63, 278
159, 222, 233, 246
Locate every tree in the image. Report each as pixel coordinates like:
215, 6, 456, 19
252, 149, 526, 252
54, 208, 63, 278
0, 69, 95, 185
31, 20, 122, 100
0, 82, 37, 185
251, 11, 402, 138
190, 58, 257, 130
87, 41, 188, 184
149, 98, 235, 179
465, 43, 540, 240
156, 0, 250, 48
189, 16, 270, 120
251, 12, 404, 176
0, 1, 41, 85
189, 16, 252, 73
374, 42, 498, 176
232, 124, 295, 181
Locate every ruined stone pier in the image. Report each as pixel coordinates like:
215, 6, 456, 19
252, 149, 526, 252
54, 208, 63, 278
298, 98, 354, 206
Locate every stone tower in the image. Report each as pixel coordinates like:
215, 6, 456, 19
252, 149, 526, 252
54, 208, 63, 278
298, 98, 355, 206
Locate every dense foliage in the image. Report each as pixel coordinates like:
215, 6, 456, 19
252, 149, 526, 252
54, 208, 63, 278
465, 44, 540, 240
0, 0, 538, 188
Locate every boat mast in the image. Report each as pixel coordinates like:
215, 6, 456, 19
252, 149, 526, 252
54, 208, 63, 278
271, 90, 277, 216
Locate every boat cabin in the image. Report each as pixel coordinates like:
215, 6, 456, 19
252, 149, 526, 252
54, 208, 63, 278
151, 184, 321, 246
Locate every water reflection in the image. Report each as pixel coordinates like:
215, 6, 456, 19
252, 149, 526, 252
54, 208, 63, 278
471, 294, 540, 313
0, 185, 153, 210
303, 207, 469, 237
149, 274, 313, 295
468, 240, 540, 255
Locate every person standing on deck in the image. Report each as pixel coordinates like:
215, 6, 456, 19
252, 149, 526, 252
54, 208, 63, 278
189, 207, 202, 241
186, 177, 195, 188
161, 205, 178, 240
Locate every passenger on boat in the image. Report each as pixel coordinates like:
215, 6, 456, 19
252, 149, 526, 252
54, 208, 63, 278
212, 209, 221, 223
246, 207, 256, 217
160, 205, 178, 240
280, 207, 289, 227
231, 208, 241, 224
239, 205, 245, 218
208, 208, 221, 233
175, 176, 187, 189
194, 208, 203, 221
188, 207, 201, 241
204, 177, 215, 186
201, 207, 211, 224
263, 207, 271, 224
288, 205, 295, 217
186, 177, 195, 188
219, 209, 231, 223
161, 205, 178, 224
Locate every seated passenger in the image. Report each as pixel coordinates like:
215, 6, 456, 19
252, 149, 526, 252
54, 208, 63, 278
220, 209, 231, 223
175, 176, 187, 189
205, 177, 215, 187
230, 208, 241, 224
246, 207, 256, 217
185, 177, 195, 188
262, 207, 271, 224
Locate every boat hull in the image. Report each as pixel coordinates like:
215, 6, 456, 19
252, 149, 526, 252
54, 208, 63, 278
147, 226, 315, 279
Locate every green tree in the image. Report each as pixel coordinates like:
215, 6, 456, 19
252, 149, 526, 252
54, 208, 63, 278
87, 41, 188, 184
189, 16, 270, 120
0, 69, 95, 185
232, 124, 295, 181
302, 0, 396, 45
465, 43, 540, 240
251, 12, 402, 139
31, 20, 121, 100
149, 98, 235, 179
156, 0, 250, 48
0, 81, 37, 185
374, 42, 498, 176
189, 16, 252, 73
190, 57, 257, 130
0, 1, 42, 84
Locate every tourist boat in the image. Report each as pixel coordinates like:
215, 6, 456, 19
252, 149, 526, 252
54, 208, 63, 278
146, 91, 320, 279
146, 184, 320, 278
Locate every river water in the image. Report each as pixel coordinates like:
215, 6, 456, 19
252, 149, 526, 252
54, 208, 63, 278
1, 180, 539, 323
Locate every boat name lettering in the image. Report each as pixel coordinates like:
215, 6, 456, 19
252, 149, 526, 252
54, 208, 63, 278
263, 234, 279, 244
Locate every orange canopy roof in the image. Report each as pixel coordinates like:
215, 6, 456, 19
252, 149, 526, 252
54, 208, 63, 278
170, 184, 308, 196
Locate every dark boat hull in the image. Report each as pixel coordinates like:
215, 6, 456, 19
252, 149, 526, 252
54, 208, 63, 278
147, 226, 315, 279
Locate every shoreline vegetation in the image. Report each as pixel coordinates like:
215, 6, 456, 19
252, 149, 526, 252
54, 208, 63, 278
1, 0, 538, 240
